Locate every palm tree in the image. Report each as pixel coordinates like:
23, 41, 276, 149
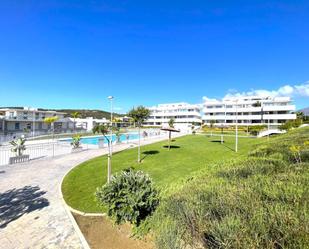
114, 127, 122, 144
71, 111, 81, 132
296, 111, 304, 122
43, 116, 59, 140
128, 106, 151, 163
93, 124, 112, 183
10, 137, 26, 156
168, 118, 175, 128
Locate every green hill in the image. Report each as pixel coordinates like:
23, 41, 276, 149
0, 107, 124, 119
42, 109, 124, 119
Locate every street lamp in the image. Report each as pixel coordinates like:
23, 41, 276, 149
30, 107, 36, 137
107, 95, 114, 151
235, 100, 238, 152
106, 96, 114, 184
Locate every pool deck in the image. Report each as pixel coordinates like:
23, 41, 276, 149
0, 133, 186, 249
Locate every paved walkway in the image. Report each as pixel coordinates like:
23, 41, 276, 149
0, 134, 182, 249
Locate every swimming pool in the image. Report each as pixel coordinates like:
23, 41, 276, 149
62, 133, 140, 145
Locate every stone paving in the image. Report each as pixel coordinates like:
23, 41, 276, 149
0, 134, 183, 249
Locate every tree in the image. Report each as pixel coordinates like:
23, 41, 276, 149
93, 124, 113, 183
248, 125, 267, 136
128, 106, 151, 163
168, 118, 175, 128
279, 119, 302, 132
114, 127, 122, 144
252, 101, 262, 107
167, 118, 175, 148
71, 112, 81, 132
43, 116, 59, 139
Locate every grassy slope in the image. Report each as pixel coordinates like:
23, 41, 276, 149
153, 127, 309, 248
62, 135, 263, 213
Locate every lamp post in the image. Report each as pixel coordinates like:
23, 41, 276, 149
267, 97, 271, 140
235, 100, 238, 153
30, 107, 36, 137
108, 96, 114, 152
106, 96, 114, 184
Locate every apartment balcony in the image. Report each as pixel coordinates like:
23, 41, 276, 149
4, 117, 45, 121
151, 111, 201, 117
202, 113, 296, 121
203, 105, 295, 114
263, 114, 296, 120
263, 105, 295, 112
146, 117, 202, 123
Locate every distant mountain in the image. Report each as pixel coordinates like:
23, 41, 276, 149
45, 109, 125, 119
299, 107, 309, 116
0, 107, 124, 119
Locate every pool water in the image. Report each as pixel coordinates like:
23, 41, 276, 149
63, 133, 140, 145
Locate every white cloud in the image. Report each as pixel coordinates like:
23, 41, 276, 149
202, 96, 218, 101
202, 82, 309, 102
226, 82, 309, 98
295, 83, 309, 96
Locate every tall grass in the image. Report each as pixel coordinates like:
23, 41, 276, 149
153, 127, 309, 249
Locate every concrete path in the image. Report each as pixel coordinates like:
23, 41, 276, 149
0, 134, 182, 249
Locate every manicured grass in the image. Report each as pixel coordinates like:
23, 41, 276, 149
62, 135, 263, 213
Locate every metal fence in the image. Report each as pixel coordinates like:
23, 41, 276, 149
0, 129, 88, 145
0, 141, 85, 166
0, 129, 183, 167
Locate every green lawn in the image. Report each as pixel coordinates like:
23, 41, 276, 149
62, 134, 263, 213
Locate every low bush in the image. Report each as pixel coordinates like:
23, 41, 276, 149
248, 125, 267, 136
70, 135, 81, 148
96, 168, 159, 226
279, 119, 303, 131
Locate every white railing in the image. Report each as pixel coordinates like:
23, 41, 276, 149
0, 129, 184, 166
0, 141, 87, 166
0, 129, 88, 145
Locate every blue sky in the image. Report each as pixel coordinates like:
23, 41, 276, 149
0, 0, 308, 113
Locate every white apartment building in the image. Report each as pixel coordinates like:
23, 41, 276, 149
69, 117, 110, 132
0, 107, 113, 136
202, 96, 296, 128
0, 107, 67, 135
144, 102, 202, 131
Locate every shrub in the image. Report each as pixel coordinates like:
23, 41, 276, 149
10, 136, 26, 156
248, 125, 267, 136
96, 168, 159, 226
280, 119, 303, 131
70, 135, 81, 148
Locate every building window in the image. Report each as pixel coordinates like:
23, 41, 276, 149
15, 123, 20, 130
